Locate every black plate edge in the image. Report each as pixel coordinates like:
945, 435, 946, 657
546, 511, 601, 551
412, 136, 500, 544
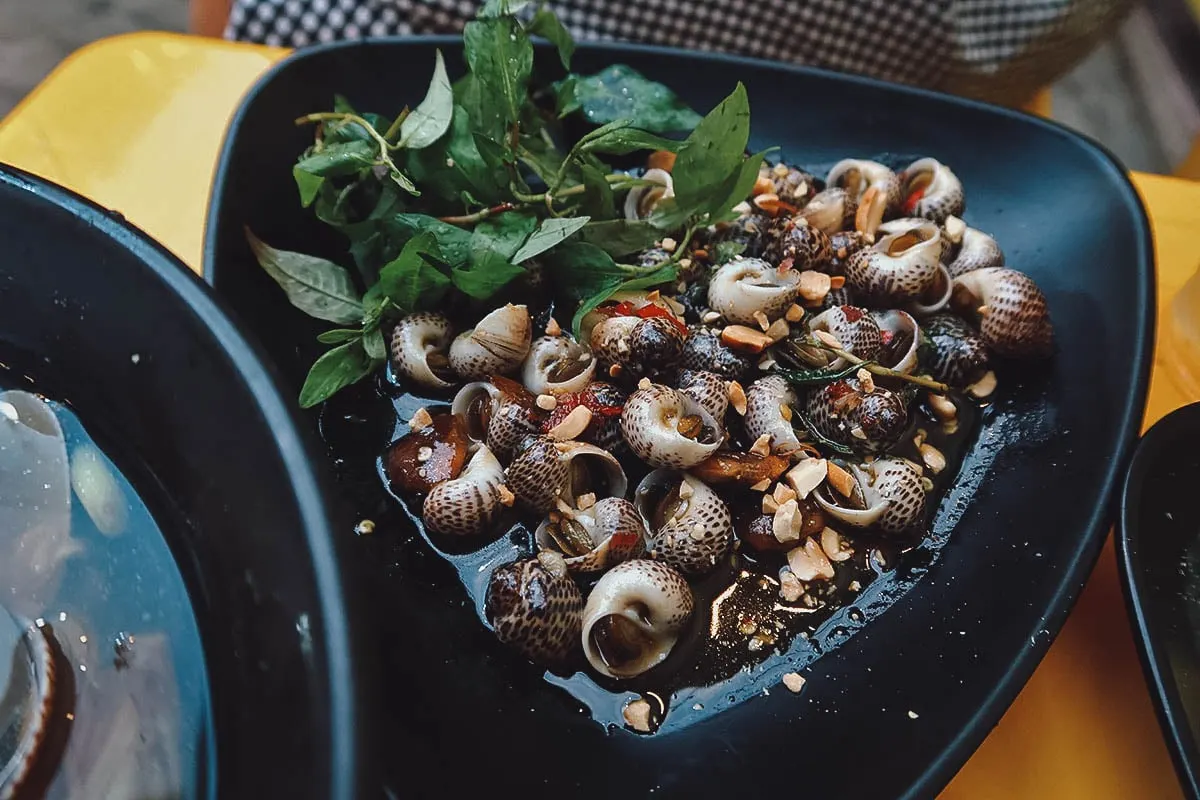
1119, 402, 1200, 800
201, 39, 1158, 799
0, 161, 370, 800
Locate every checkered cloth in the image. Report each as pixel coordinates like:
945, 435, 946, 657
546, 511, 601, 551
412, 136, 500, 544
225, 0, 1130, 104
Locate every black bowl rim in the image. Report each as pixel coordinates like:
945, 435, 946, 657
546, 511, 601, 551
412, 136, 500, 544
203, 37, 1156, 798
1119, 401, 1200, 800
0, 161, 365, 800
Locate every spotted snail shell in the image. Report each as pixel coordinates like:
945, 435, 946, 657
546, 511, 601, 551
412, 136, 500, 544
826, 158, 902, 215
899, 158, 964, 223
620, 384, 723, 469
815, 458, 927, 533
589, 314, 685, 377
946, 226, 1004, 278
448, 304, 533, 381
581, 559, 694, 679
679, 327, 754, 381
707, 257, 804, 325
798, 187, 857, 235
808, 305, 883, 366
390, 312, 456, 389
952, 268, 1053, 359
636, 470, 734, 576
521, 335, 596, 396
762, 217, 833, 272
505, 436, 628, 514
535, 497, 647, 573
422, 444, 506, 537
624, 168, 674, 220
923, 313, 990, 387
743, 375, 803, 457
844, 220, 942, 304
675, 369, 729, 421
805, 378, 909, 454
451, 376, 543, 461
485, 551, 583, 666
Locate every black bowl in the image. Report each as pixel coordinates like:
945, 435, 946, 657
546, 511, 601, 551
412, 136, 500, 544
0, 164, 374, 798
1120, 402, 1200, 800
205, 39, 1154, 799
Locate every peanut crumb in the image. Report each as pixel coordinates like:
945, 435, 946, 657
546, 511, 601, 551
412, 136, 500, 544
608, 363, 623, 378
702, 310, 723, 324
497, 484, 516, 507
762, 494, 780, 515
750, 478, 772, 492
646, 289, 662, 301
772, 482, 797, 505
409, 407, 434, 429
577, 492, 597, 510
821, 526, 854, 562
753, 310, 771, 331
829, 275, 846, 289
749, 433, 773, 457
814, 329, 843, 349
772, 498, 803, 542
785, 303, 805, 323
856, 368, 875, 393
721, 324, 774, 354
623, 699, 654, 733
779, 569, 804, 602
919, 442, 946, 474
752, 174, 775, 196
545, 317, 563, 337
782, 672, 806, 693
765, 318, 790, 342
355, 519, 376, 536
848, 580, 862, 591
943, 215, 966, 243
728, 380, 748, 415
785, 458, 828, 499
827, 462, 856, 497
928, 392, 957, 421
798, 270, 833, 303
758, 354, 777, 371
536, 394, 558, 411
678, 479, 695, 499
661, 237, 678, 253
637, 376, 652, 390
968, 370, 997, 399
548, 405, 593, 441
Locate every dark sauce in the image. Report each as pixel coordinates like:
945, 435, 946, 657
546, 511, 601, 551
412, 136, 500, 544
0, 367, 214, 798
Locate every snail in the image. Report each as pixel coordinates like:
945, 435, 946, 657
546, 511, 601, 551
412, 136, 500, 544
899, 158, 964, 223
808, 305, 884, 366
589, 313, 686, 378
535, 497, 647, 573
448, 304, 532, 381
805, 378, 909, 453
869, 309, 921, 375
541, 381, 628, 453
675, 369, 729, 421
743, 375, 804, 457
390, 312, 456, 389
521, 335, 596, 396
946, 226, 1004, 278
451, 376, 544, 460
624, 168, 675, 220
505, 436, 628, 514
706, 211, 774, 260
636, 470, 734, 575
761, 161, 818, 206
707, 257, 803, 325
844, 220, 942, 305
951, 268, 1053, 359
581, 559, 694, 679
923, 313, 990, 387
485, 551, 584, 666
828, 230, 869, 273
422, 444, 506, 537
620, 384, 723, 469
762, 217, 833, 271
0, 611, 59, 799
797, 187, 857, 235
826, 158, 902, 214
679, 326, 754, 381
814, 458, 926, 533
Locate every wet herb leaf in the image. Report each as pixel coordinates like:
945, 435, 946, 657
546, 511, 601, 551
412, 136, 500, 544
375, 231, 452, 311
512, 216, 591, 263
464, 16, 533, 129
453, 249, 527, 298
471, 211, 539, 260
711, 240, 745, 264
577, 219, 662, 257
362, 327, 388, 360
316, 328, 363, 345
295, 140, 378, 177
569, 263, 678, 337
247, 228, 363, 324
793, 413, 855, 455
578, 165, 615, 220
776, 361, 868, 387
294, 168, 324, 207
527, 7, 575, 68
666, 83, 751, 218
563, 65, 702, 133
300, 341, 382, 409
400, 50, 454, 149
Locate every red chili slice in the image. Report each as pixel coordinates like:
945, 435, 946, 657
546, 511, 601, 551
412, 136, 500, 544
902, 187, 925, 215
633, 303, 689, 336
840, 305, 864, 322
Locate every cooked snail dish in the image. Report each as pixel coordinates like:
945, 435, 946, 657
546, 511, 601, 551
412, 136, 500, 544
251, 3, 1053, 737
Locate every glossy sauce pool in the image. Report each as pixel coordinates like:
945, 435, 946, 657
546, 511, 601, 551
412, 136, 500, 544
0, 368, 214, 798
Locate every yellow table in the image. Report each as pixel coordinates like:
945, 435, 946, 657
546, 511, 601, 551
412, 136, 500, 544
2, 32, 1196, 799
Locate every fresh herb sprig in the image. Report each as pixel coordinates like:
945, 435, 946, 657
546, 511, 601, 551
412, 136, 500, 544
249, 1, 767, 407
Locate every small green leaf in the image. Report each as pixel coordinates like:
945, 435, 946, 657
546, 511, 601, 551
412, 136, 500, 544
472, 212, 539, 260
544, 241, 626, 297
375, 231, 453, 311
299, 341, 381, 409
711, 240, 746, 265
452, 250, 527, 299
707, 149, 769, 222
578, 165, 615, 220
247, 228, 362, 324
518, 134, 567, 186
362, 327, 388, 360
400, 50, 454, 149
569, 264, 678, 337
317, 328, 364, 345
295, 141, 377, 177
294, 167, 324, 208
671, 83, 751, 214
512, 216, 591, 263
577, 219, 663, 257
527, 7, 575, 68
776, 361, 868, 387
563, 65, 702, 133
464, 17, 533, 128
555, 76, 581, 118
581, 127, 682, 157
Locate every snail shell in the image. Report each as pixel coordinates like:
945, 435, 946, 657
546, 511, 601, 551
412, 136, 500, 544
624, 168, 675, 220
521, 335, 596, 396
829, 230, 869, 273
805, 378, 909, 454
0, 613, 57, 800
763, 217, 833, 271
924, 313, 990, 387
707, 257, 803, 325
706, 211, 773, 260
952, 268, 1053, 359
636, 470, 734, 575
870, 309, 921, 375
535, 497, 647, 573
947, 226, 1004, 278
451, 376, 543, 460
809, 305, 883, 366
581, 559, 694, 679
390, 312, 456, 389
448, 304, 532, 381
679, 326, 754, 381
506, 436, 628, 514
844, 220, 942, 304
422, 444, 506, 537
620, 384, 723, 469
899, 158, 964, 223
589, 314, 685, 378
826, 159, 902, 214
815, 458, 926, 533
798, 187, 857, 235
485, 552, 583, 666
762, 162, 818, 206
676, 369, 729, 421
541, 382, 628, 453
743, 375, 803, 457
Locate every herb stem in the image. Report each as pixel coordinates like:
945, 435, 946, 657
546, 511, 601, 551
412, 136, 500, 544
438, 178, 647, 226
383, 107, 411, 142
297, 112, 399, 155
811, 339, 950, 393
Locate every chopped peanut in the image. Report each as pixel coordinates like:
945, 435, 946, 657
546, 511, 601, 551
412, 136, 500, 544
548, 405, 593, 441
545, 317, 563, 337
928, 392, 957, 421
919, 443, 947, 474
750, 478, 772, 492
856, 368, 875, 393
827, 461, 856, 497
943, 214, 966, 243
773, 482, 798, 505
785, 303, 805, 323
779, 569, 804, 602
678, 479, 694, 499
798, 270, 832, 303
577, 492, 597, 510
814, 329, 843, 349
762, 494, 780, 515
968, 370, 997, 399
773, 499, 803, 542
637, 377, 652, 390
409, 407, 434, 429
661, 237, 678, 252
766, 318, 790, 342
623, 699, 654, 733
497, 484, 516, 507
536, 394, 558, 411
728, 380, 748, 415
749, 433, 773, 457
785, 458, 828, 499
787, 536, 835, 581
820, 527, 854, 562
753, 175, 775, 196
702, 310, 723, 324
782, 672, 807, 693
753, 310, 771, 332
721, 325, 775, 354
829, 275, 846, 289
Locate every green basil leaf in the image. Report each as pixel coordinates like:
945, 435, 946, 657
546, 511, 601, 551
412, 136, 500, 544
569, 264, 678, 337
400, 50, 454, 149
333, 94, 356, 114
295, 140, 377, 177
544, 241, 626, 298
527, 7, 575, 68
711, 240, 746, 265
376, 231, 453, 311
453, 73, 503, 141
564, 65, 702, 133
512, 216, 591, 263
247, 228, 363, 324
317, 328, 363, 345
299, 341, 381, 409
362, 327, 388, 360
569, 278, 621, 338
518, 134, 567, 186
776, 361, 866, 387
578, 165, 615, 220
293, 167, 325, 208
671, 83, 750, 213
555, 75, 581, 118
472, 212, 539, 260
474, 133, 511, 169
577, 219, 663, 257
464, 17, 533, 128
581, 127, 682, 156
706, 149, 769, 222
452, 250, 527, 299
